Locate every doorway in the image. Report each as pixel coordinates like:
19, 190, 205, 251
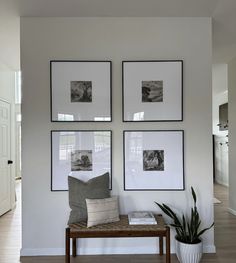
212, 64, 229, 196
0, 99, 11, 216
0, 69, 22, 261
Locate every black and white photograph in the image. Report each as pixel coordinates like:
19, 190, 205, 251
143, 150, 164, 171
51, 130, 112, 191
70, 81, 92, 102
50, 61, 112, 122
123, 130, 184, 191
122, 60, 183, 122
142, 81, 163, 102
71, 150, 93, 171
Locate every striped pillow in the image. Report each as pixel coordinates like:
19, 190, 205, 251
86, 196, 120, 227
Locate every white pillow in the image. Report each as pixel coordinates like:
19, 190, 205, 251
86, 196, 120, 227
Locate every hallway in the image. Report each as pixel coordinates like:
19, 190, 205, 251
212, 184, 236, 262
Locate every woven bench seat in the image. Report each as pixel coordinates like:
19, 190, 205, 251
65, 214, 171, 263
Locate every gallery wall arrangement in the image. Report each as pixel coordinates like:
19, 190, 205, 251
50, 60, 112, 122
51, 130, 112, 191
122, 60, 183, 122
50, 60, 184, 192
123, 130, 184, 191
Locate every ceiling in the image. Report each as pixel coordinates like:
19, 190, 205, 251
19, 0, 218, 17
2, 0, 236, 63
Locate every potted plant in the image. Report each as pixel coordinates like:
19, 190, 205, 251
155, 187, 214, 263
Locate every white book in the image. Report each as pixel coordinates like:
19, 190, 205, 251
128, 211, 157, 224
129, 220, 157, 225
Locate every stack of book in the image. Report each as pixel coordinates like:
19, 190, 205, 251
128, 211, 157, 225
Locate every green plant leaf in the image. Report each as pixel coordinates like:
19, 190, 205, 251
182, 214, 186, 233
170, 224, 182, 228
156, 202, 182, 226
155, 202, 174, 219
162, 204, 180, 219
155, 188, 214, 244
197, 223, 214, 238
191, 186, 197, 204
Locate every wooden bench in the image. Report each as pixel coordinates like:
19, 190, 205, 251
66, 214, 171, 263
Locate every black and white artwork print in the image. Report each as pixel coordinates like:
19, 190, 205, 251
70, 81, 92, 102
71, 150, 93, 171
143, 150, 164, 171
142, 80, 163, 102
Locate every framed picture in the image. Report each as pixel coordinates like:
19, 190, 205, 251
123, 130, 184, 191
50, 61, 112, 122
122, 60, 183, 122
51, 130, 112, 191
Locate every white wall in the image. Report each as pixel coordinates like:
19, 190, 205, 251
0, 15, 20, 70
0, 64, 15, 100
21, 17, 214, 256
212, 64, 228, 95
228, 57, 236, 215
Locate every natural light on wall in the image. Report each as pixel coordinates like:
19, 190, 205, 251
15, 71, 22, 178
15, 71, 21, 104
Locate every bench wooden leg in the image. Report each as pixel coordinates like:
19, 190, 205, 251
166, 226, 171, 263
66, 228, 70, 263
159, 236, 163, 255
72, 238, 77, 257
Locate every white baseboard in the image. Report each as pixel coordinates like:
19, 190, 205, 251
21, 248, 64, 256
215, 180, 229, 187
20, 247, 161, 256
20, 245, 216, 256
203, 245, 216, 253
228, 208, 236, 216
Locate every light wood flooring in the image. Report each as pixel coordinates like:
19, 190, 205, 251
0, 182, 236, 262
0, 180, 21, 263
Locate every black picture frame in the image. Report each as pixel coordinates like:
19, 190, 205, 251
50, 60, 112, 122
123, 130, 185, 191
122, 60, 183, 122
51, 130, 112, 191
218, 103, 228, 131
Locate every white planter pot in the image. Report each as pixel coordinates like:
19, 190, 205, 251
175, 238, 203, 263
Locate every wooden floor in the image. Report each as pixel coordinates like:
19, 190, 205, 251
1, 182, 236, 262
0, 180, 21, 263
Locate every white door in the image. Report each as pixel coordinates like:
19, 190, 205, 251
0, 99, 11, 216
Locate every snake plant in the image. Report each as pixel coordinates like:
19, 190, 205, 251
155, 187, 214, 244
